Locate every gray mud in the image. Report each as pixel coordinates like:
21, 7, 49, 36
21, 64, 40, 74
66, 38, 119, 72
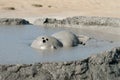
0, 25, 120, 64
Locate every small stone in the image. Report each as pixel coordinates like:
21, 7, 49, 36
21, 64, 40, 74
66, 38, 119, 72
7, 65, 21, 72
0, 75, 2, 80
75, 65, 81, 74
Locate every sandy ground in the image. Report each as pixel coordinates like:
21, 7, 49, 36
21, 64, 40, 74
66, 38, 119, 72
0, 0, 120, 19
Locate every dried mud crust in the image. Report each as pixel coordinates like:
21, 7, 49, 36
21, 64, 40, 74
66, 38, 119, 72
0, 18, 30, 25
0, 47, 120, 80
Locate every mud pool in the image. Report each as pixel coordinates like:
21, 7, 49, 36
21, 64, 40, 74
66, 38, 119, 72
0, 25, 120, 64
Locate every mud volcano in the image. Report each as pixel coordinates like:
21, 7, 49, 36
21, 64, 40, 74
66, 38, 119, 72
0, 17, 120, 80
31, 31, 89, 50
